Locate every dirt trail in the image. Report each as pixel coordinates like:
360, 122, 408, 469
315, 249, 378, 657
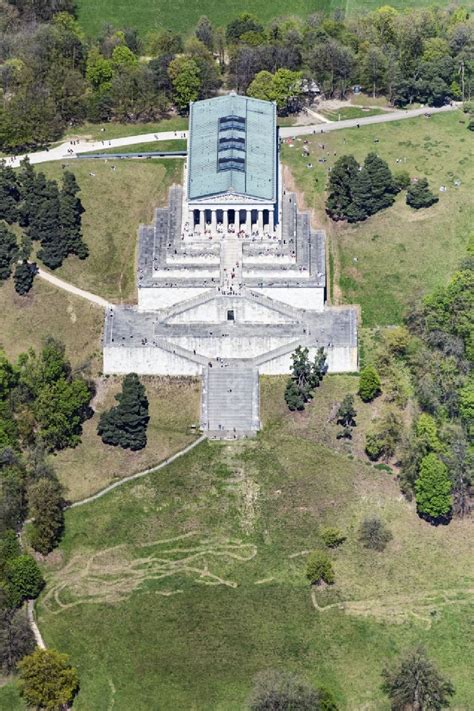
311, 587, 474, 629
43, 533, 257, 613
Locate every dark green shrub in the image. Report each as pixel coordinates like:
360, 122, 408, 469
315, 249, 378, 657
306, 550, 335, 585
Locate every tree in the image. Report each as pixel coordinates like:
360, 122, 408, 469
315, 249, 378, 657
358, 365, 381, 402
290, 346, 313, 401
363, 153, 396, 213
306, 550, 335, 585
0, 162, 20, 223
358, 517, 392, 551
271, 68, 303, 114
226, 13, 263, 44
6, 555, 44, 606
415, 453, 452, 521
28, 477, 64, 554
34, 376, 92, 451
284, 347, 327, 411
360, 46, 387, 98
98, 373, 149, 451
168, 56, 201, 114
195, 16, 214, 51
59, 171, 87, 260
0, 529, 21, 577
0, 224, 18, 281
284, 379, 305, 411
18, 648, 79, 711
326, 155, 360, 221
382, 646, 454, 710
336, 394, 357, 439
365, 408, 402, 461
321, 527, 346, 548
406, 178, 439, 209
0, 607, 35, 674
248, 669, 337, 711
310, 347, 328, 389
13, 261, 37, 295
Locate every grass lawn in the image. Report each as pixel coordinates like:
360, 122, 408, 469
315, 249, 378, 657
52, 376, 201, 501
320, 106, 385, 121
36, 381, 474, 710
81, 139, 187, 155
0, 681, 24, 710
75, 0, 470, 37
282, 111, 473, 326
40, 158, 183, 303
63, 117, 188, 142
0, 278, 103, 374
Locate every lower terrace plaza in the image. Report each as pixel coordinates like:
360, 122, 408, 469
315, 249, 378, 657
103, 94, 358, 438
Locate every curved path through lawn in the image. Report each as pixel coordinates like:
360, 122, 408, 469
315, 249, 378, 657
37, 268, 112, 308
4, 104, 459, 169
28, 434, 207, 648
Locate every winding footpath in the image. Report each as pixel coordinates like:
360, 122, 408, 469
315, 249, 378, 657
68, 434, 207, 509
37, 268, 111, 308
27, 434, 207, 650
4, 104, 459, 169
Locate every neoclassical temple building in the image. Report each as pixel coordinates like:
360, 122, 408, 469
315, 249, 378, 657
185, 94, 278, 237
103, 94, 358, 437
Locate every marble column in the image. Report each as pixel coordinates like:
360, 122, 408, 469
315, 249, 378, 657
268, 209, 274, 234
257, 209, 263, 233
199, 210, 205, 233
245, 210, 251, 234
223, 210, 228, 232
211, 209, 217, 233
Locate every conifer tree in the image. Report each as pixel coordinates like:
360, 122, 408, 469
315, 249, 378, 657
382, 647, 454, 710
347, 166, 371, 222
406, 177, 439, 209
17, 159, 37, 228
284, 379, 305, 411
326, 155, 360, 220
59, 171, 88, 260
0, 162, 20, 223
364, 152, 396, 212
415, 453, 452, 520
35, 178, 63, 269
13, 261, 37, 295
98, 374, 149, 450
358, 365, 382, 402
0, 224, 18, 281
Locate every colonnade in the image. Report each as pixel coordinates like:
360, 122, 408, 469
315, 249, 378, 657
188, 207, 275, 235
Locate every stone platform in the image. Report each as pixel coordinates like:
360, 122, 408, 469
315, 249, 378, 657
103, 185, 358, 438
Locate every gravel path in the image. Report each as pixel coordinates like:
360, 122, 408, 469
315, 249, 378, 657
69, 434, 207, 508
37, 268, 111, 308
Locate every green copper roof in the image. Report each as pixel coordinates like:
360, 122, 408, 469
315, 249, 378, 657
187, 94, 277, 202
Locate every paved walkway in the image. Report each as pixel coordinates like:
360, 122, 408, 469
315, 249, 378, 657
279, 104, 457, 137
37, 268, 111, 308
3, 104, 459, 169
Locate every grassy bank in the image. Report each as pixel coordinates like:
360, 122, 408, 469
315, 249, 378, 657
282, 111, 472, 326
40, 158, 183, 303
36, 384, 474, 709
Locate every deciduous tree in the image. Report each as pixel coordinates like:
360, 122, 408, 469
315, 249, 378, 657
18, 648, 79, 711
415, 453, 452, 520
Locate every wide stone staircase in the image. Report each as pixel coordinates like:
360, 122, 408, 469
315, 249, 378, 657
202, 365, 260, 438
